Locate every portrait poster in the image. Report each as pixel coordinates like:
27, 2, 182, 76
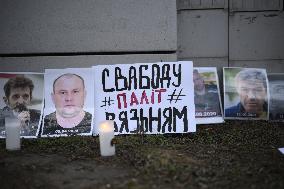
42, 68, 94, 137
268, 73, 284, 121
93, 61, 196, 135
0, 72, 44, 138
223, 67, 269, 120
193, 67, 223, 124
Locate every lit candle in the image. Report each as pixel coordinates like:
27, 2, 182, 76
5, 116, 21, 151
99, 120, 115, 156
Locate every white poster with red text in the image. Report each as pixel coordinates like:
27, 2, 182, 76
93, 61, 196, 135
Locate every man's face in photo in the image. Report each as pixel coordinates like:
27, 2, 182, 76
193, 72, 205, 92
52, 75, 86, 118
236, 79, 266, 114
4, 87, 31, 112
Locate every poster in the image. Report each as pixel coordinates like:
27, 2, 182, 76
42, 68, 94, 137
268, 74, 284, 121
193, 67, 223, 124
93, 61, 196, 134
224, 67, 269, 120
0, 73, 44, 138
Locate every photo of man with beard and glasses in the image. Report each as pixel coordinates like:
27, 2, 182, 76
42, 69, 93, 137
224, 68, 269, 120
0, 74, 43, 138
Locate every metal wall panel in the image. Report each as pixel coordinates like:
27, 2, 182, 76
230, 60, 284, 73
229, 11, 284, 60
179, 57, 228, 74
178, 9, 228, 58
177, 0, 228, 10
0, 0, 177, 54
0, 54, 177, 72
230, 0, 283, 12
177, 0, 284, 71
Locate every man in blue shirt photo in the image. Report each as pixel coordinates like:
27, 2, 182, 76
225, 69, 268, 119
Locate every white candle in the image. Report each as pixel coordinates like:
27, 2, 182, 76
99, 120, 115, 156
5, 116, 21, 151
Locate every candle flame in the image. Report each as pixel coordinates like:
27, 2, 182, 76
99, 121, 114, 132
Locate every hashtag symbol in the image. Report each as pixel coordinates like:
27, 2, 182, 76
100, 97, 115, 107
167, 89, 186, 103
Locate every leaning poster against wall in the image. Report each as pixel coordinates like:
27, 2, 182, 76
193, 67, 223, 124
0, 73, 44, 138
93, 61, 196, 135
268, 73, 284, 121
223, 67, 269, 120
41, 68, 94, 137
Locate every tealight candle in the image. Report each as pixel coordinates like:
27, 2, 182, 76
99, 120, 115, 156
5, 116, 21, 151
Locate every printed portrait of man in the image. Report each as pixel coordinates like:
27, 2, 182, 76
42, 73, 92, 136
0, 75, 42, 137
193, 69, 222, 117
225, 68, 268, 119
268, 74, 284, 121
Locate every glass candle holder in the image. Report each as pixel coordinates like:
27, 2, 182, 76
5, 116, 21, 151
99, 120, 115, 156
